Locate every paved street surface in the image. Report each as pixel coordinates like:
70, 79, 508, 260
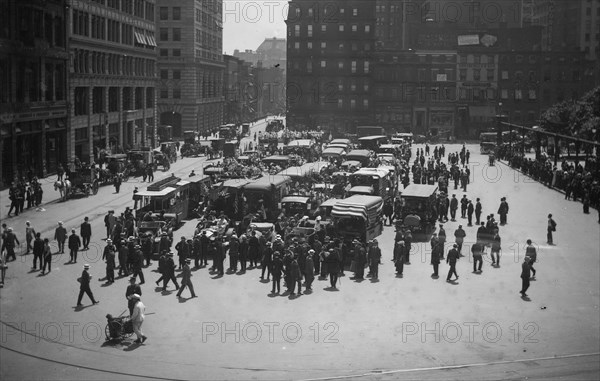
1, 131, 599, 380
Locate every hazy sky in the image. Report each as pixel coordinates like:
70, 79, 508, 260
222, 0, 288, 54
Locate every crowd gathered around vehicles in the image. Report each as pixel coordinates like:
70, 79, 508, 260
2, 120, 597, 303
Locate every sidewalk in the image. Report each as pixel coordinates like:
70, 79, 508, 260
0, 173, 63, 220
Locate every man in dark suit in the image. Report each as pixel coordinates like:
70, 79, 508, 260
460, 195, 468, 218
80, 217, 92, 250
68, 229, 82, 263
126, 277, 142, 315
32, 233, 44, 270
446, 244, 460, 282
467, 200, 474, 226
449, 195, 458, 221
162, 252, 179, 291
471, 241, 484, 273
54, 222, 67, 254
498, 197, 509, 225
475, 198, 482, 225
454, 225, 466, 255
520, 257, 532, 297
77, 264, 99, 306
176, 259, 196, 298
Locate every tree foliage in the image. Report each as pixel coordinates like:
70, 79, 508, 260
540, 86, 600, 141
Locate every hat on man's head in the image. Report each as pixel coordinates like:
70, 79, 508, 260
83, 264, 90, 269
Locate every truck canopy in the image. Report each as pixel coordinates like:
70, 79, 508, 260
401, 184, 438, 198
331, 195, 383, 224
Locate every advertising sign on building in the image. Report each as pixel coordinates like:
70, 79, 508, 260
458, 35, 480, 46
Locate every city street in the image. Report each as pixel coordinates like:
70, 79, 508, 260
1, 141, 599, 381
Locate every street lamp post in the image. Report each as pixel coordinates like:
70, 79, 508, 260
103, 112, 109, 151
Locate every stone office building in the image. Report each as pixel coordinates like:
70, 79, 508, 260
69, 0, 158, 163
0, 0, 69, 188
156, 0, 224, 138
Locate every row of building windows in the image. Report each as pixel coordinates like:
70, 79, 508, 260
160, 70, 181, 80
72, 9, 154, 49
195, 7, 223, 32
8, 6, 66, 47
291, 41, 372, 51
72, 49, 155, 78
74, 86, 154, 115
160, 6, 181, 20
93, 0, 155, 22
291, 23, 371, 37
0, 59, 66, 104
292, 6, 359, 19
195, 49, 223, 62
195, 28, 223, 50
291, 60, 370, 74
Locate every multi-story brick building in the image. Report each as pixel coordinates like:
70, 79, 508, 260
0, 0, 69, 187
286, 0, 376, 133
69, 0, 158, 163
156, 0, 224, 138
223, 54, 251, 124
533, 0, 600, 86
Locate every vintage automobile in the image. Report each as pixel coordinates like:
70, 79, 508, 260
279, 195, 316, 218
104, 154, 131, 182
331, 195, 384, 243
398, 184, 439, 238
340, 160, 362, 173
262, 155, 292, 169
345, 149, 373, 168
159, 141, 178, 163
152, 151, 171, 171
329, 138, 352, 147
347, 185, 375, 197
349, 167, 396, 202
248, 222, 276, 242
127, 149, 154, 176
223, 140, 239, 158
137, 220, 173, 258
480, 132, 497, 154
68, 166, 99, 198
317, 198, 341, 221
321, 146, 346, 161
209, 178, 250, 221
219, 124, 237, 140
243, 175, 292, 221
358, 135, 388, 151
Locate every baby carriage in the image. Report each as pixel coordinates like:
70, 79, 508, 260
105, 313, 134, 341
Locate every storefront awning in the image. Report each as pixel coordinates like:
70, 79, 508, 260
134, 32, 145, 45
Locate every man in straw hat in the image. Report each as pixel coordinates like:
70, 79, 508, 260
77, 264, 99, 306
